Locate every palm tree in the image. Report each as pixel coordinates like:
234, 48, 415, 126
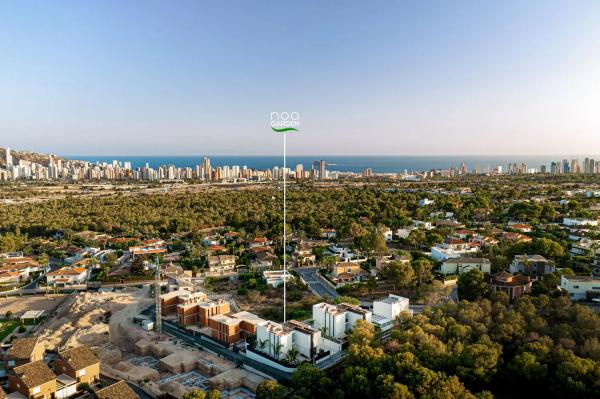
285, 344, 300, 365
272, 342, 284, 359
258, 339, 268, 352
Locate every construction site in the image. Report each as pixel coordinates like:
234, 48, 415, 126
32, 286, 265, 399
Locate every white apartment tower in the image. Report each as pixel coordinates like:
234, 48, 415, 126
5, 147, 12, 166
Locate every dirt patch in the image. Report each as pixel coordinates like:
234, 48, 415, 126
0, 295, 68, 317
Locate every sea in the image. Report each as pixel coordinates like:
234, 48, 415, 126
67, 155, 599, 174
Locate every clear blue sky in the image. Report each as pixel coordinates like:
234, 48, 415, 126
1, 0, 599, 156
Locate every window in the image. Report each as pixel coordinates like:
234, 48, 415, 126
574, 285, 580, 289
8, 360, 15, 366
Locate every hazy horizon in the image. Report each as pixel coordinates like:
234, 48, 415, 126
2, 1, 599, 155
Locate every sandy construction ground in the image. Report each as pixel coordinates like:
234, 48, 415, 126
37, 287, 152, 350
0, 295, 68, 316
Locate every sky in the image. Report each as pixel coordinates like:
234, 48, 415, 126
1, 0, 600, 156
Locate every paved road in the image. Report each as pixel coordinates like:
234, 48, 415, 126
295, 267, 338, 298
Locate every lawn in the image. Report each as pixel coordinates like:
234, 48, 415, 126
0, 320, 19, 341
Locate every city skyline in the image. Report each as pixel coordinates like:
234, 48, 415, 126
1, 1, 600, 155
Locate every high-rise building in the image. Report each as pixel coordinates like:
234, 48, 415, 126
295, 164, 304, 179
202, 157, 212, 181
584, 158, 591, 174
314, 160, 327, 181
5, 147, 12, 166
571, 159, 580, 174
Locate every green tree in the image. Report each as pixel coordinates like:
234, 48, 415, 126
457, 269, 488, 301
333, 296, 360, 305
291, 364, 336, 399
205, 390, 221, 399
182, 390, 206, 399
383, 261, 414, 291
412, 259, 433, 285
407, 230, 426, 250
256, 380, 288, 399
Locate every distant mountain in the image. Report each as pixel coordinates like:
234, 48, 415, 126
0, 147, 64, 167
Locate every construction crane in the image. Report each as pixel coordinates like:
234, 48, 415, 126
154, 259, 162, 337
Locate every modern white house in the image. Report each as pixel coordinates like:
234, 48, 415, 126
312, 302, 372, 339
396, 227, 416, 239
560, 275, 600, 300
312, 303, 346, 339
563, 218, 599, 227
262, 270, 293, 287
383, 228, 393, 242
413, 220, 434, 230
373, 294, 409, 319
256, 320, 294, 360
440, 258, 491, 275
371, 294, 410, 332
285, 320, 321, 360
418, 198, 435, 207
430, 238, 480, 262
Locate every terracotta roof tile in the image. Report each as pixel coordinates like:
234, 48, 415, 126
96, 381, 140, 399
13, 360, 55, 388
58, 346, 99, 370
7, 338, 40, 361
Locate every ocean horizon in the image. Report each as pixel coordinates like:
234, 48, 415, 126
66, 155, 600, 174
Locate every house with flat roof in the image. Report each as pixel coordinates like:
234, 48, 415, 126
263, 270, 292, 287
372, 294, 410, 331
8, 361, 56, 399
255, 321, 294, 361
312, 302, 372, 339
159, 289, 206, 315
560, 275, 600, 300
284, 320, 321, 361
509, 255, 555, 276
208, 315, 241, 345
563, 218, 599, 227
176, 298, 230, 326
430, 238, 480, 262
440, 258, 491, 275
230, 311, 265, 339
